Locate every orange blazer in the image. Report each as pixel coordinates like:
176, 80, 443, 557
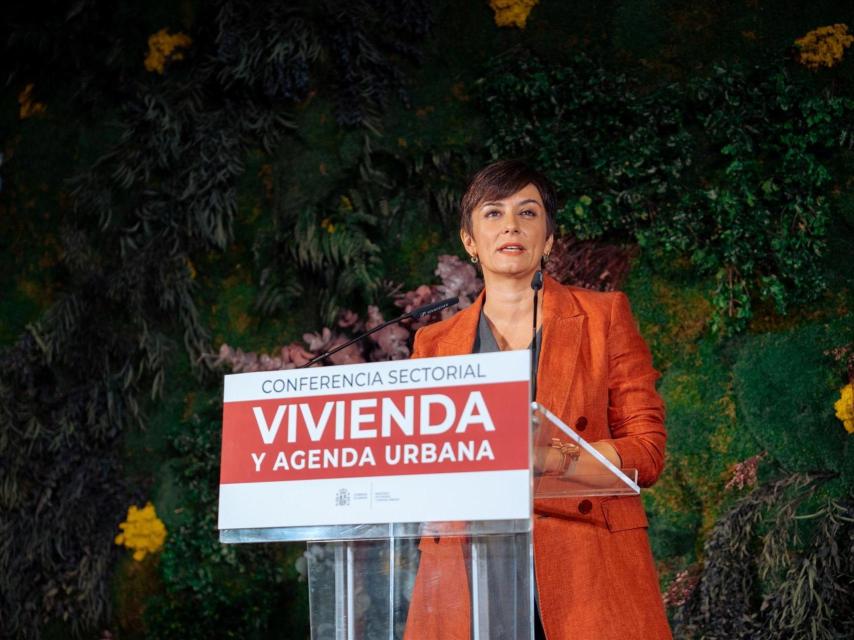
403, 274, 672, 640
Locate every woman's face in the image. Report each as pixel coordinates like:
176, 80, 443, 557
460, 182, 554, 282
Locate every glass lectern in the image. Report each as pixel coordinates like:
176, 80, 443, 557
220, 400, 638, 640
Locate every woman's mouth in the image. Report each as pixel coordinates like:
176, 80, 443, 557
498, 243, 525, 253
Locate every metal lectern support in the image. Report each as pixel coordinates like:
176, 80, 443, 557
388, 535, 395, 638
332, 542, 353, 640
471, 539, 489, 639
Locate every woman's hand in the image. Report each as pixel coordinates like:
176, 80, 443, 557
539, 445, 566, 475
535, 440, 623, 477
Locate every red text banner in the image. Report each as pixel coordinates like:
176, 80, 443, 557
221, 382, 528, 483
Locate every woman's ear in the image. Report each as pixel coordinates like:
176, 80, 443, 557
544, 233, 555, 257
460, 227, 477, 258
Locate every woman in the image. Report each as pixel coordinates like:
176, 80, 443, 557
404, 160, 671, 639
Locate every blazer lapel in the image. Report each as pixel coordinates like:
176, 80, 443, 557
536, 275, 585, 421
433, 289, 485, 356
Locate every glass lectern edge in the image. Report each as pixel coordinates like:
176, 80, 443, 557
219, 517, 532, 544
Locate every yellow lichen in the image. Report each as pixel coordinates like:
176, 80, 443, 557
115, 502, 167, 561
144, 29, 193, 74
834, 383, 854, 434
18, 84, 46, 119
795, 24, 853, 70
644, 277, 712, 367
489, 0, 539, 29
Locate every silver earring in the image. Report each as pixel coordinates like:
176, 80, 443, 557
470, 255, 479, 264
543, 253, 550, 263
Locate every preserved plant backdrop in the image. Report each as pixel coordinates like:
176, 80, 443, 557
1, 1, 853, 638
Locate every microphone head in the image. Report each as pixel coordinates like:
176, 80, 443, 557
531, 270, 544, 291
410, 296, 460, 320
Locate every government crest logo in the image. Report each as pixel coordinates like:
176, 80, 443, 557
335, 488, 350, 506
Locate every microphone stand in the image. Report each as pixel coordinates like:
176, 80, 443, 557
530, 270, 544, 402
297, 297, 459, 369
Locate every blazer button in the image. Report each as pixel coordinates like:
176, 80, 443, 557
575, 416, 588, 431
578, 499, 592, 515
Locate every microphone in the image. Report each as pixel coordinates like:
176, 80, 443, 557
531, 270, 544, 292
298, 297, 459, 368
530, 270, 544, 402
409, 296, 459, 320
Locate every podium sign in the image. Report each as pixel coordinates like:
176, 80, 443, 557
218, 351, 531, 535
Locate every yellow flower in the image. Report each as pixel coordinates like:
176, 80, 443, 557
144, 29, 193, 74
320, 217, 336, 234
834, 383, 854, 434
18, 84, 46, 119
795, 24, 853, 70
115, 502, 167, 561
489, 0, 539, 29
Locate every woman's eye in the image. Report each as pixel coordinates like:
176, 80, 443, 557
521, 209, 536, 217
485, 209, 500, 218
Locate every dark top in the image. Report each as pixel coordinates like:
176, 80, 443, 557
472, 308, 543, 398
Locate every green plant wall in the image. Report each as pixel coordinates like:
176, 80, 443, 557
2, 1, 854, 638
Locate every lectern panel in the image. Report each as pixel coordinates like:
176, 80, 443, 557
306, 532, 533, 640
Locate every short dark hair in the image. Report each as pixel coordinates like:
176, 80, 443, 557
459, 159, 557, 238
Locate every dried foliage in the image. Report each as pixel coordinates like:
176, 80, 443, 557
544, 236, 635, 291
212, 254, 483, 370
724, 452, 767, 492
214, 0, 433, 128
144, 396, 305, 639
257, 143, 480, 322
0, 312, 163, 636
0, 1, 433, 637
675, 473, 854, 639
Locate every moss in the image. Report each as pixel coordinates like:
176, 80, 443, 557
746, 289, 849, 334
111, 554, 163, 639
622, 253, 714, 373
648, 340, 762, 559
733, 318, 854, 491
